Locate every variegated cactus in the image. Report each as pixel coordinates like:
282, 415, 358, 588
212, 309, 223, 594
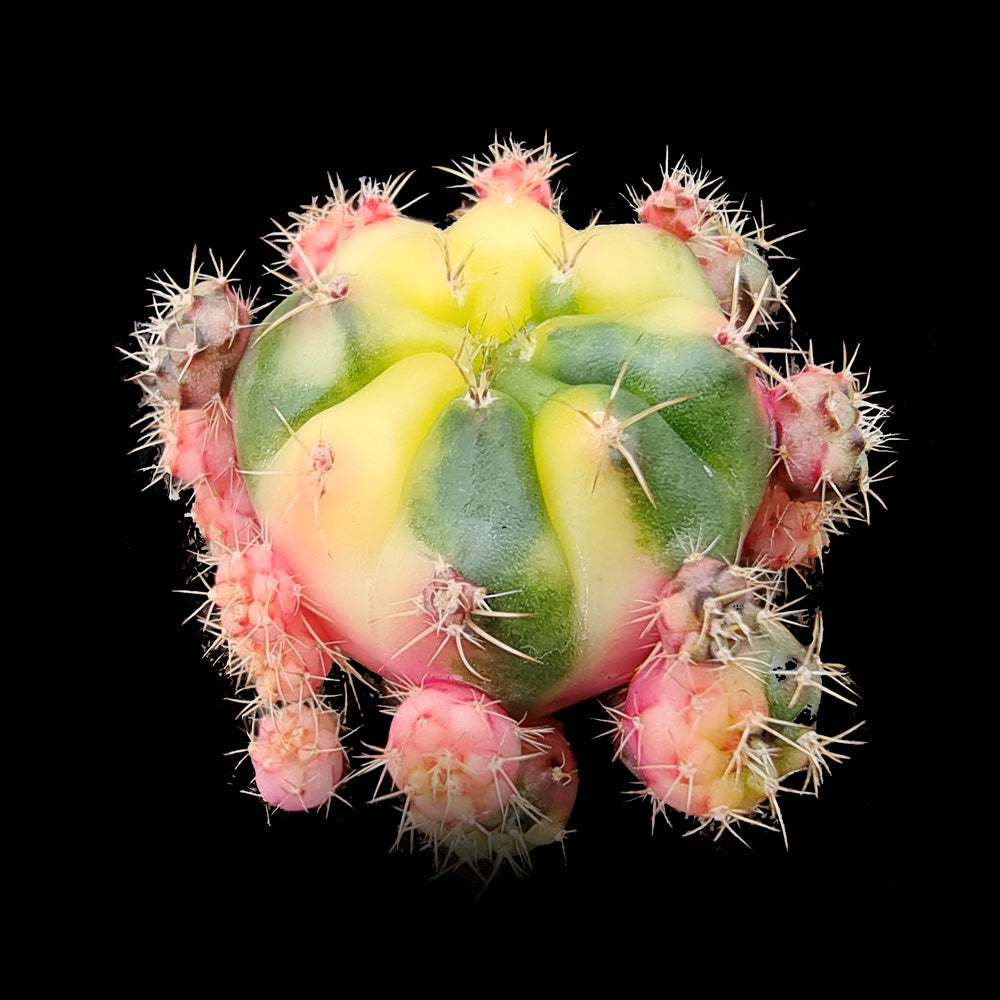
126, 139, 887, 875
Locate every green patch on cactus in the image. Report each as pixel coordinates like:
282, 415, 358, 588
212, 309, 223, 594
405, 393, 575, 710
747, 617, 823, 720
601, 383, 751, 569
532, 303, 772, 520
234, 289, 464, 475
232, 292, 349, 471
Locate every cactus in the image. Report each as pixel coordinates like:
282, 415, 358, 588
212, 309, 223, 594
125, 138, 888, 878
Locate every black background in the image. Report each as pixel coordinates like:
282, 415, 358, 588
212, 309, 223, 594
51, 33, 948, 940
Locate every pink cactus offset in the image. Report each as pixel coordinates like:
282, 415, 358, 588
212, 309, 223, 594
126, 139, 889, 876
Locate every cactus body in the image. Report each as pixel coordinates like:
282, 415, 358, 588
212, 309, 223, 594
127, 140, 887, 875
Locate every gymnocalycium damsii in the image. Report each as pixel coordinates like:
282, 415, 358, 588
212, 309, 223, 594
126, 139, 889, 875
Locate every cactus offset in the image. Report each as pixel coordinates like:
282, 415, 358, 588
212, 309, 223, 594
126, 139, 888, 875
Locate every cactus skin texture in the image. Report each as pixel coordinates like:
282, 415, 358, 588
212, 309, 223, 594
127, 139, 888, 877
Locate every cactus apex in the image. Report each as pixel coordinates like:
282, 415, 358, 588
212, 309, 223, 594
273, 172, 421, 285
770, 356, 892, 505
127, 249, 256, 412
630, 150, 726, 241
248, 700, 348, 812
366, 676, 569, 877
633, 151, 802, 332
440, 135, 569, 209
